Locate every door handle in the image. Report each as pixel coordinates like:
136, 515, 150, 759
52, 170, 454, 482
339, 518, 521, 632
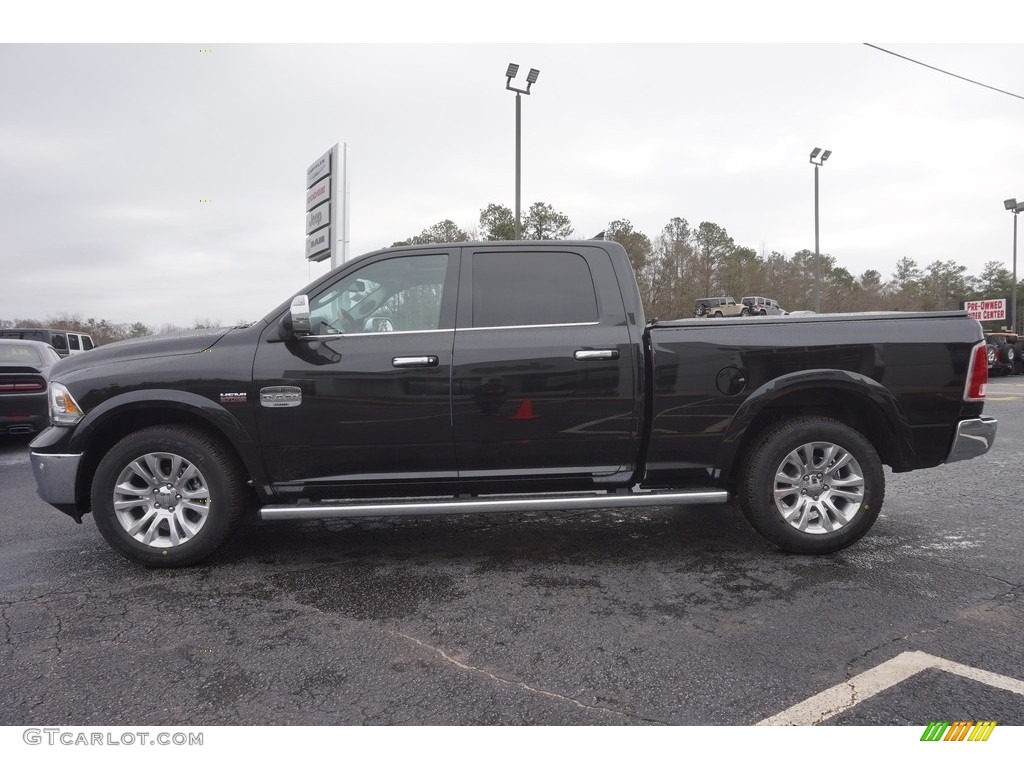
392, 356, 439, 368
574, 349, 619, 361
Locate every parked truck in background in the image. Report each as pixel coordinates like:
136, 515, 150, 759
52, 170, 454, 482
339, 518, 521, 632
29, 241, 997, 567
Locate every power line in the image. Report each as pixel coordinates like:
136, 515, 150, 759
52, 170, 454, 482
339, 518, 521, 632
864, 43, 1024, 102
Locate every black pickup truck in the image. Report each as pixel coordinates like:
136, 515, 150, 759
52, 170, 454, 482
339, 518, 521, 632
30, 241, 997, 566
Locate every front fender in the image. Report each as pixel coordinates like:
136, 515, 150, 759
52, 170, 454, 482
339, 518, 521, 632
67, 389, 268, 498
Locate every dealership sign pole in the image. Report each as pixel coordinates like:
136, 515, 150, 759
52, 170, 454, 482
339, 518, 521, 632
305, 143, 349, 269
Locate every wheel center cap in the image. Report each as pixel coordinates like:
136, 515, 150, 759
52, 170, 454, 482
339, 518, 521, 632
155, 487, 176, 507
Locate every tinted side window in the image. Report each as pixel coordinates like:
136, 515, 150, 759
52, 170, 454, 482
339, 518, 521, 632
472, 252, 598, 328
68, 335, 81, 351
82, 336, 94, 350
51, 334, 67, 350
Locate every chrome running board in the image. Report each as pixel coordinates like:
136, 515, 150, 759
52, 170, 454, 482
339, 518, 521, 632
259, 489, 729, 522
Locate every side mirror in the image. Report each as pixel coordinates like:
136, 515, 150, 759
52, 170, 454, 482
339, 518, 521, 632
290, 295, 311, 336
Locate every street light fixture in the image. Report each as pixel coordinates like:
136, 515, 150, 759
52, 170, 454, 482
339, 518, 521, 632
1004, 198, 1024, 333
810, 147, 832, 314
505, 62, 540, 240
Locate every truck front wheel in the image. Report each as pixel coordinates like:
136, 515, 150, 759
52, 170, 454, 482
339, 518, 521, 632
91, 426, 246, 567
739, 417, 884, 554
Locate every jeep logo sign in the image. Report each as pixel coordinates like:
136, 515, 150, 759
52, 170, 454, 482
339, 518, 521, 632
306, 201, 330, 235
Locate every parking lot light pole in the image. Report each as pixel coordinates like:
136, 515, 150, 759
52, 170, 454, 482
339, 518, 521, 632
810, 148, 831, 314
505, 63, 540, 241
1004, 198, 1024, 333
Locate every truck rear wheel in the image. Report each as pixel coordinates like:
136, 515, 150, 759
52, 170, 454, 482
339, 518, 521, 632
738, 417, 884, 554
91, 426, 246, 567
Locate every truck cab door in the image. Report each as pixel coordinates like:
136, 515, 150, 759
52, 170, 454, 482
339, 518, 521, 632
451, 245, 641, 488
252, 250, 460, 500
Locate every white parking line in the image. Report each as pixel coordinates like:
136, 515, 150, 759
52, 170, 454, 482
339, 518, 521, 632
758, 650, 1024, 726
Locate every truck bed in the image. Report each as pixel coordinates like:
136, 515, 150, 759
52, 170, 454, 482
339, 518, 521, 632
643, 310, 984, 485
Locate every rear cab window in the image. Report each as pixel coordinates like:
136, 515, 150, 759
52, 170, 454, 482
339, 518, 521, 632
470, 251, 599, 328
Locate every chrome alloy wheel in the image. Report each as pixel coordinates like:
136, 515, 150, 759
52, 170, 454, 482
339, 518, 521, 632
112, 452, 211, 547
772, 441, 865, 535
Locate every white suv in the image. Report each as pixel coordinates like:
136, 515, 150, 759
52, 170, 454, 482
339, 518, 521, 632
741, 296, 786, 316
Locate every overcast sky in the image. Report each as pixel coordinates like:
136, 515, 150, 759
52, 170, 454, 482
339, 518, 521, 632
2, 40, 1024, 327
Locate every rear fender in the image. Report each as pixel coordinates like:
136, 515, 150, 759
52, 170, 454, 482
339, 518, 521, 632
715, 369, 915, 478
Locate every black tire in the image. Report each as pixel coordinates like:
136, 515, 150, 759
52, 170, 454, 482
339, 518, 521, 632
1014, 342, 1024, 374
994, 343, 1010, 376
740, 307, 750, 316
1002, 344, 1015, 372
738, 417, 884, 554
759, 309, 767, 316
713, 310, 724, 318
91, 425, 246, 567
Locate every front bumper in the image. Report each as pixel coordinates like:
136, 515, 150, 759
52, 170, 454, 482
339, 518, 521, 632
30, 451, 82, 507
944, 416, 998, 464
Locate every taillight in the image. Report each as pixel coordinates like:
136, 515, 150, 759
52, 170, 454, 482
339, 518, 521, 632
965, 342, 988, 402
0, 376, 46, 393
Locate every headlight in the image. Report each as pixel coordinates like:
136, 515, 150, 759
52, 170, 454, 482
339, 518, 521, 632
49, 382, 85, 425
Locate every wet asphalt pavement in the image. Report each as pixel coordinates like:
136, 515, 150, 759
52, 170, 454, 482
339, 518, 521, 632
1, 383, 1022, 726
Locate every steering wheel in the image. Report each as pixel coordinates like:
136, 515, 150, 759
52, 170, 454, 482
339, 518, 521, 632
323, 307, 364, 333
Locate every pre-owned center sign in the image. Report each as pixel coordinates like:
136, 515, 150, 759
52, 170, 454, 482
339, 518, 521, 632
964, 298, 1006, 322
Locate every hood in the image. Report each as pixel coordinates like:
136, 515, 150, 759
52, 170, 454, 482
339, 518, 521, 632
50, 328, 232, 377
